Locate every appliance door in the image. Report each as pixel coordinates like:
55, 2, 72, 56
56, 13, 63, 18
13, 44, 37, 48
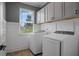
75, 20, 79, 56
61, 36, 78, 56
29, 35, 42, 54
29, 32, 48, 54
43, 37, 60, 56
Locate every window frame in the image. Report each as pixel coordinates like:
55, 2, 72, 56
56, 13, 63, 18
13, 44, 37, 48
19, 8, 35, 34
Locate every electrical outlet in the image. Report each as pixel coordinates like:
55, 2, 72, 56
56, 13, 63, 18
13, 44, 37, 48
74, 10, 78, 14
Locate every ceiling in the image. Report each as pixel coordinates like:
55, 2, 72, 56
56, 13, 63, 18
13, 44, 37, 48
22, 2, 47, 8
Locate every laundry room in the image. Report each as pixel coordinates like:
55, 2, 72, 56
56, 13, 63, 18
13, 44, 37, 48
0, 1, 79, 56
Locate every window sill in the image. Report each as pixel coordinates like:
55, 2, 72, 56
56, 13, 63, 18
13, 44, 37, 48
19, 32, 35, 36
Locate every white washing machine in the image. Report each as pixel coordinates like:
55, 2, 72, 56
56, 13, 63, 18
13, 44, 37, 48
43, 33, 78, 56
29, 32, 47, 55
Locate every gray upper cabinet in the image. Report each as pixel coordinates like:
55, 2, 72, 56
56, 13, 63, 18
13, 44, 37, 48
40, 8, 45, 23
37, 10, 41, 23
44, 5, 48, 22
36, 2, 79, 24
64, 2, 79, 18
37, 7, 45, 23
47, 3, 55, 21
37, 2, 63, 24
54, 2, 64, 20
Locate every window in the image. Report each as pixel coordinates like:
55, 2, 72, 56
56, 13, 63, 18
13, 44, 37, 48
19, 8, 34, 33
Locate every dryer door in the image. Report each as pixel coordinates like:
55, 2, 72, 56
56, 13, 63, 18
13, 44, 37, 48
43, 37, 60, 56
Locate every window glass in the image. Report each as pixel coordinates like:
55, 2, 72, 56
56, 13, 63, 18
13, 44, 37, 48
20, 8, 34, 33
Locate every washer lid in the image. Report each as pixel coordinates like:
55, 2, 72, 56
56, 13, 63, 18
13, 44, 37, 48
44, 33, 74, 41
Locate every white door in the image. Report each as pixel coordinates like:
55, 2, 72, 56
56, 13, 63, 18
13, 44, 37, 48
75, 19, 79, 56
0, 2, 5, 45
0, 2, 6, 56
43, 38, 60, 56
0, 21, 2, 45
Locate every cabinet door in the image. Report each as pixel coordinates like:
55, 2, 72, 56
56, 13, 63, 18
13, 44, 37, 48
0, 2, 3, 20
47, 3, 55, 21
0, 2, 5, 20
40, 8, 45, 23
0, 2, 6, 46
43, 38, 60, 56
54, 2, 63, 20
0, 21, 2, 45
37, 11, 41, 23
75, 19, 79, 56
44, 6, 48, 22
64, 2, 79, 18
37, 8, 45, 23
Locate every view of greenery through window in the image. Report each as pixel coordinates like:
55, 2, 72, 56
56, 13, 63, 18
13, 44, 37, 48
20, 8, 34, 33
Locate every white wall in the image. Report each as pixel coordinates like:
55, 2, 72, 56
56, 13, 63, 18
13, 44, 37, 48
6, 22, 32, 52
41, 23, 57, 33
56, 20, 74, 32
41, 20, 75, 32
